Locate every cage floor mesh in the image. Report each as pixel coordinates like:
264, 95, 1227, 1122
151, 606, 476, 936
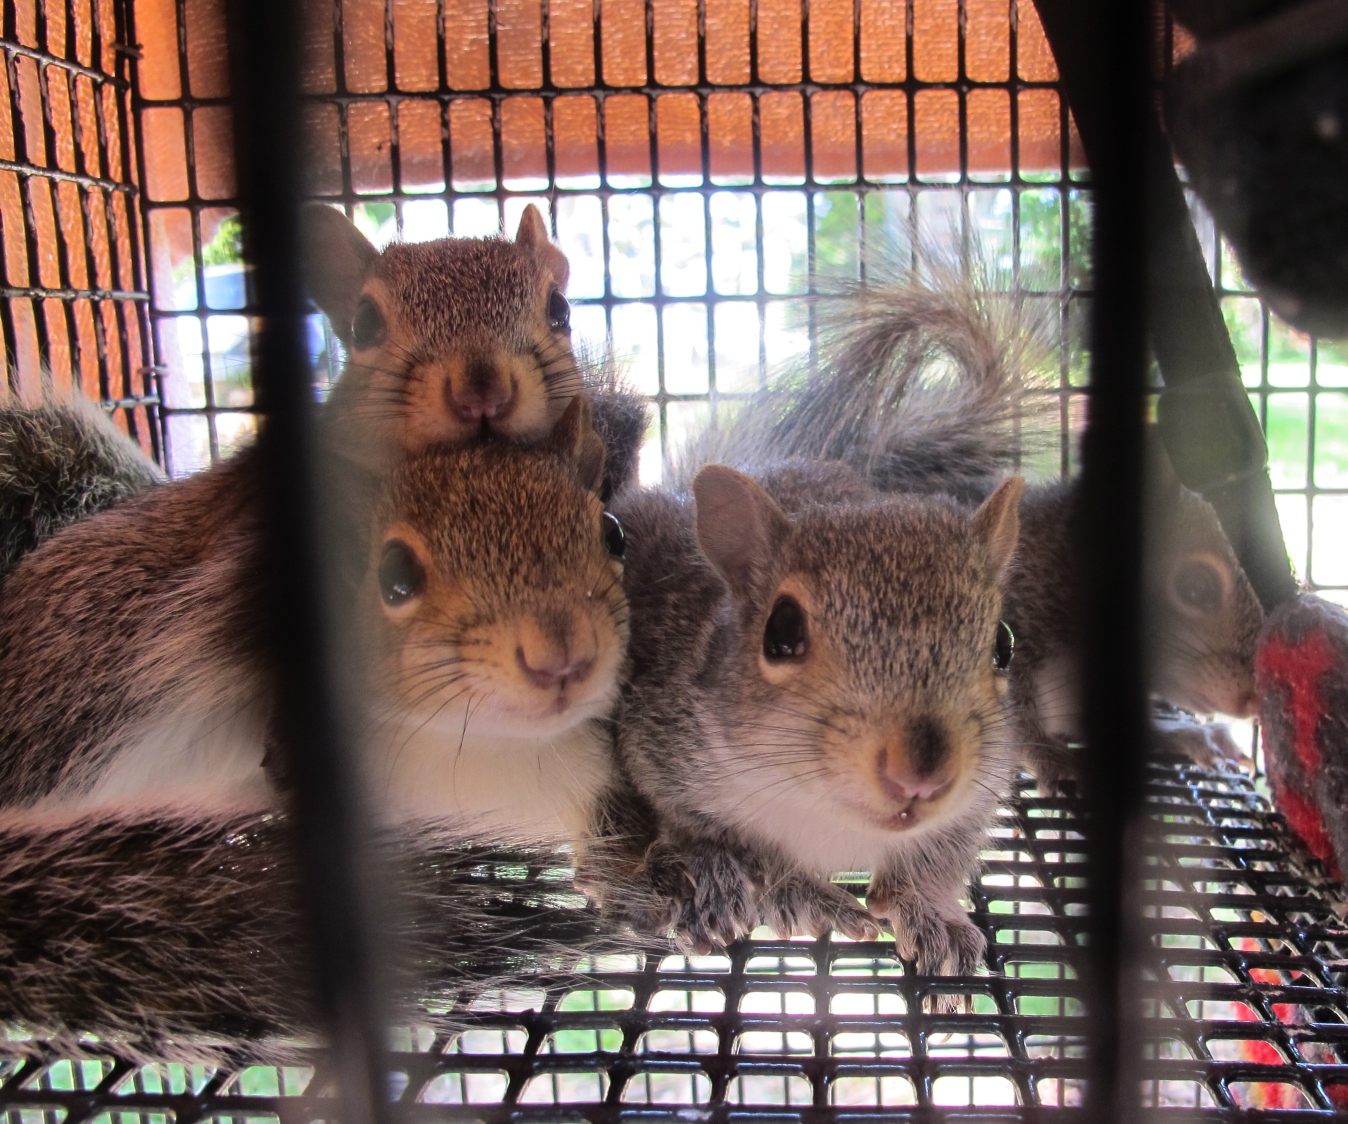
3, 757, 1347, 1121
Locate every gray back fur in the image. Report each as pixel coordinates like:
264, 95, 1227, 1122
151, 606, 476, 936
0, 810, 641, 1065
0, 397, 163, 579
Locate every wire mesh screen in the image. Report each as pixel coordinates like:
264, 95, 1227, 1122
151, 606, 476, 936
0, 0, 156, 454
130, 0, 1347, 610
4, 757, 1348, 1117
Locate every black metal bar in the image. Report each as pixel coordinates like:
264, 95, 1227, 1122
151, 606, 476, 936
224, 0, 389, 1121
1041, 0, 1151, 1120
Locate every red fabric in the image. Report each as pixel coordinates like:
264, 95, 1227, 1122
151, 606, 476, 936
1257, 629, 1341, 878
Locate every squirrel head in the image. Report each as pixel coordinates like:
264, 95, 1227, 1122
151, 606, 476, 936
692, 465, 1023, 837
365, 396, 628, 739
304, 204, 579, 469
1145, 441, 1264, 718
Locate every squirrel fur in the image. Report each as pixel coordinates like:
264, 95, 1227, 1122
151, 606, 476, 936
582, 458, 1024, 981
0, 398, 628, 841
0, 391, 162, 579
701, 266, 1265, 784
0, 810, 637, 1064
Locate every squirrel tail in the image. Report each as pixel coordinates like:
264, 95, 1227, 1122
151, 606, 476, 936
0, 812, 645, 1065
0, 390, 163, 579
683, 254, 1057, 498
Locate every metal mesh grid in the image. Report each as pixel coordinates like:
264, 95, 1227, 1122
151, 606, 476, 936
130, 0, 1347, 605
0, 0, 157, 455
4, 757, 1348, 1118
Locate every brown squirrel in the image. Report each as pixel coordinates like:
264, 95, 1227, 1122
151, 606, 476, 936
0, 206, 649, 581
0, 399, 628, 839
0, 810, 636, 1064
305, 202, 582, 470
701, 270, 1265, 785
581, 455, 1025, 980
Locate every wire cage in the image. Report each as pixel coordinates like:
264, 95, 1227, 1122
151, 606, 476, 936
1, 0, 1347, 1117
0, 0, 157, 453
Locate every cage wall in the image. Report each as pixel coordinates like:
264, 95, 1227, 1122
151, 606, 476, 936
0, 0, 156, 454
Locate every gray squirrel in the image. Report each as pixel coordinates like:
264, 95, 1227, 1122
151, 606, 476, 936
581, 454, 1025, 979
0, 809, 636, 1064
0, 396, 628, 839
701, 268, 1265, 785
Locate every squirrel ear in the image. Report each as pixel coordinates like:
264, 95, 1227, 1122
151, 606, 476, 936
693, 465, 790, 598
302, 204, 378, 344
545, 395, 607, 495
972, 475, 1024, 582
514, 204, 571, 292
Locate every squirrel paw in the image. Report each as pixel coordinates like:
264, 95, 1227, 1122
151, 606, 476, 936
674, 843, 760, 953
1153, 718, 1252, 774
616, 840, 759, 953
868, 885, 986, 978
759, 876, 882, 942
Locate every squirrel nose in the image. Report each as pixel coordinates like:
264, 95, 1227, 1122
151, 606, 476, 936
446, 355, 515, 422
515, 614, 597, 692
877, 717, 955, 803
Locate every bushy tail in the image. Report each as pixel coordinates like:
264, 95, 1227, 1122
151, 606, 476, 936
0, 392, 163, 579
0, 812, 647, 1065
686, 256, 1057, 500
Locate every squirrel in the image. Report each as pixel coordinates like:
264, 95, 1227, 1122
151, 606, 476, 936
0, 397, 628, 842
304, 202, 583, 471
0, 389, 162, 579
698, 267, 1265, 785
0, 809, 636, 1064
580, 455, 1024, 981
0, 207, 649, 582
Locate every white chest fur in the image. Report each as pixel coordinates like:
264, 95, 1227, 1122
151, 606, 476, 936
36, 703, 271, 816
698, 734, 905, 876
367, 717, 612, 844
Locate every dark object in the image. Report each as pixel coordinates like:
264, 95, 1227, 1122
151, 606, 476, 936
1053, 0, 1153, 1120
1257, 594, 1348, 881
1169, 0, 1348, 338
225, 0, 390, 1118
1032, 0, 1298, 615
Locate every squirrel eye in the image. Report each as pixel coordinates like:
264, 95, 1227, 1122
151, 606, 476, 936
547, 287, 571, 332
351, 296, 386, 350
379, 539, 426, 607
763, 596, 808, 661
993, 620, 1014, 672
1172, 559, 1223, 613
602, 511, 625, 558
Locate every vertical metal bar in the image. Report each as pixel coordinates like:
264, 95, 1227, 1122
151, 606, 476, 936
224, 0, 388, 1121
1065, 0, 1149, 1119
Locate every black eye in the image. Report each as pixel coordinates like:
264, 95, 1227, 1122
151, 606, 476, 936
602, 511, 625, 558
763, 597, 807, 661
1173, 560, 1223, 613
993, 621, 1014, 672
548, 287, 570, 332
379, 539, 426, 607
351, 296, 385, 350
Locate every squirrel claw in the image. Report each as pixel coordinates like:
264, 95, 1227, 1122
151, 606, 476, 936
760, 875, 880, 942
868, 883, 986, 978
